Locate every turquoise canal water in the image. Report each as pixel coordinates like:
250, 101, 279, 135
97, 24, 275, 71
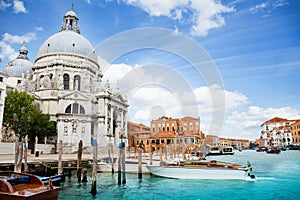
58, 150, 300, 200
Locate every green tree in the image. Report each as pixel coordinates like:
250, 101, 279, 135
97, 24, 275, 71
3, 90, 35, 140
3, 90, 57, 143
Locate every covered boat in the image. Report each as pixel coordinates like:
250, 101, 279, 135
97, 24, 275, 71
222, 146, 234, 155
206, 145, 222, 156
266, 147, 281, 154
0, 171, 59, 200
146, 159, 255, 180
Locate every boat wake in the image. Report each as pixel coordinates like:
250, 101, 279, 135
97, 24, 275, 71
250, 177, 276, 180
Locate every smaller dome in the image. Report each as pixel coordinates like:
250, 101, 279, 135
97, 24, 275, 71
3, 59, 32, 77
2, 43, 32, 77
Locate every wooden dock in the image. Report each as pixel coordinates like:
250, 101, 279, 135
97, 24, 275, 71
0, 153, 93, 176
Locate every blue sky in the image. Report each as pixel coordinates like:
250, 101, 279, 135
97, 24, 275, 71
0, 0, 299, 140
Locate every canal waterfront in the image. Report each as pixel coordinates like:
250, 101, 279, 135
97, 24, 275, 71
58, 150, 300, 200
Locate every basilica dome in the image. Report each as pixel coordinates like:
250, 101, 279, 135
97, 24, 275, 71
35, 9, 98, 64
36, 30, 98, 63
2, 42, 32, 77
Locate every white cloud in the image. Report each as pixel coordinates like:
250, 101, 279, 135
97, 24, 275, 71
0, 32, 37, 63
0, 41, 18, 60
249, 0, 288, 15
102, 62, 134, 87
0, 0, 11, 10
2, 32, 37, 44
249, 2, 268, 14
34, 26, 43, 31
190, 0, 235, 36
120, 0, 235, 36
193, 84, 249, 113
123, 0, 188, 18
273, 0, 289, 8
128, 86, 181, 123
13, 0, 27, 13
224, 106, 300, 139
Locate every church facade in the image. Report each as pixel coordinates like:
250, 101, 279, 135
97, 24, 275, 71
0, 9, 129, 152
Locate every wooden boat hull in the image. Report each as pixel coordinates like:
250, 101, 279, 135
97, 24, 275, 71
0, 188, 59, 200
0, 171, 59, 200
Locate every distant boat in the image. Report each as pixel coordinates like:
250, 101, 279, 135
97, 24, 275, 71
146, 159, 255, 180
206, 145, 222, 156
266, 147, 281, 154
206, 146, 234, 156
0, 171, 59, 200
256, 147, 267, 152
222, 146, 234, 155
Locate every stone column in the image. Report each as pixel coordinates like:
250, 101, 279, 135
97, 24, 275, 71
110, 105, 114, 144
123, 110, 128, 146
104, 99, 108, 137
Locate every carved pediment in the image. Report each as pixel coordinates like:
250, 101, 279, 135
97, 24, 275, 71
113, 93, 127, 104
60, 91, 92, 101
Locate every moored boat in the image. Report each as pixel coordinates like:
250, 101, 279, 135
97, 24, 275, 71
206, 145, 223, 156
0, 171, 59, 200
38, 174, 65, 186
146, 159, 255, 180
256, 147, 267, 152
266, 147, 281, 154
222, 146, 234, 155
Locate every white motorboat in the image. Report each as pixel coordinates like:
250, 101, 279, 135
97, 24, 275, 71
146, 159, 255, 180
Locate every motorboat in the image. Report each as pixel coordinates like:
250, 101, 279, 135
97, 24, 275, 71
206, 145, 222, 156
146, 159, 255, 180
222, 146, 234, 155
0, 171, 59, 200
266, 147, 281, 154
38, 174, 65, 186
256, 147, 267, 152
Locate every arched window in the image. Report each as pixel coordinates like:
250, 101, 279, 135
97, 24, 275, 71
35, 103, 41, 111
74, 75, 80, 91
65, 103, 85, 114
63, 74, 69, 90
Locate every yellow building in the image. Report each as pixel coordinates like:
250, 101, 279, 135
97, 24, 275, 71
291, 120, 300, 144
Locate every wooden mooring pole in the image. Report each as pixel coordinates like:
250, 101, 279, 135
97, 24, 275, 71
159, 144, 163, 165
122, 143, 126, 184
91, 139, 97, 195
149, 139, 152, 165
58, 140, 63, 175
138, 143, 142, 179
110, 143, 114, 174
117, 146, 122, 185
24, 138, 28, 172
77, 140, 83, 182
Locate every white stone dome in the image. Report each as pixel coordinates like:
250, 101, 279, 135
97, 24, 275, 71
2, 43, 32, 77
36, 30, 98, 63
3, 59, 32, 77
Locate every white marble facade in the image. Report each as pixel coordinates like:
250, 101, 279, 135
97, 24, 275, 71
1, 9, 129, 152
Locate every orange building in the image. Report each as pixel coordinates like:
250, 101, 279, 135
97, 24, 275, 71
127, 122, 151, 153
291, 120, 300, 144
205, 135, 220, 146
150, 116, 204, 152
219, 138, 250, 149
